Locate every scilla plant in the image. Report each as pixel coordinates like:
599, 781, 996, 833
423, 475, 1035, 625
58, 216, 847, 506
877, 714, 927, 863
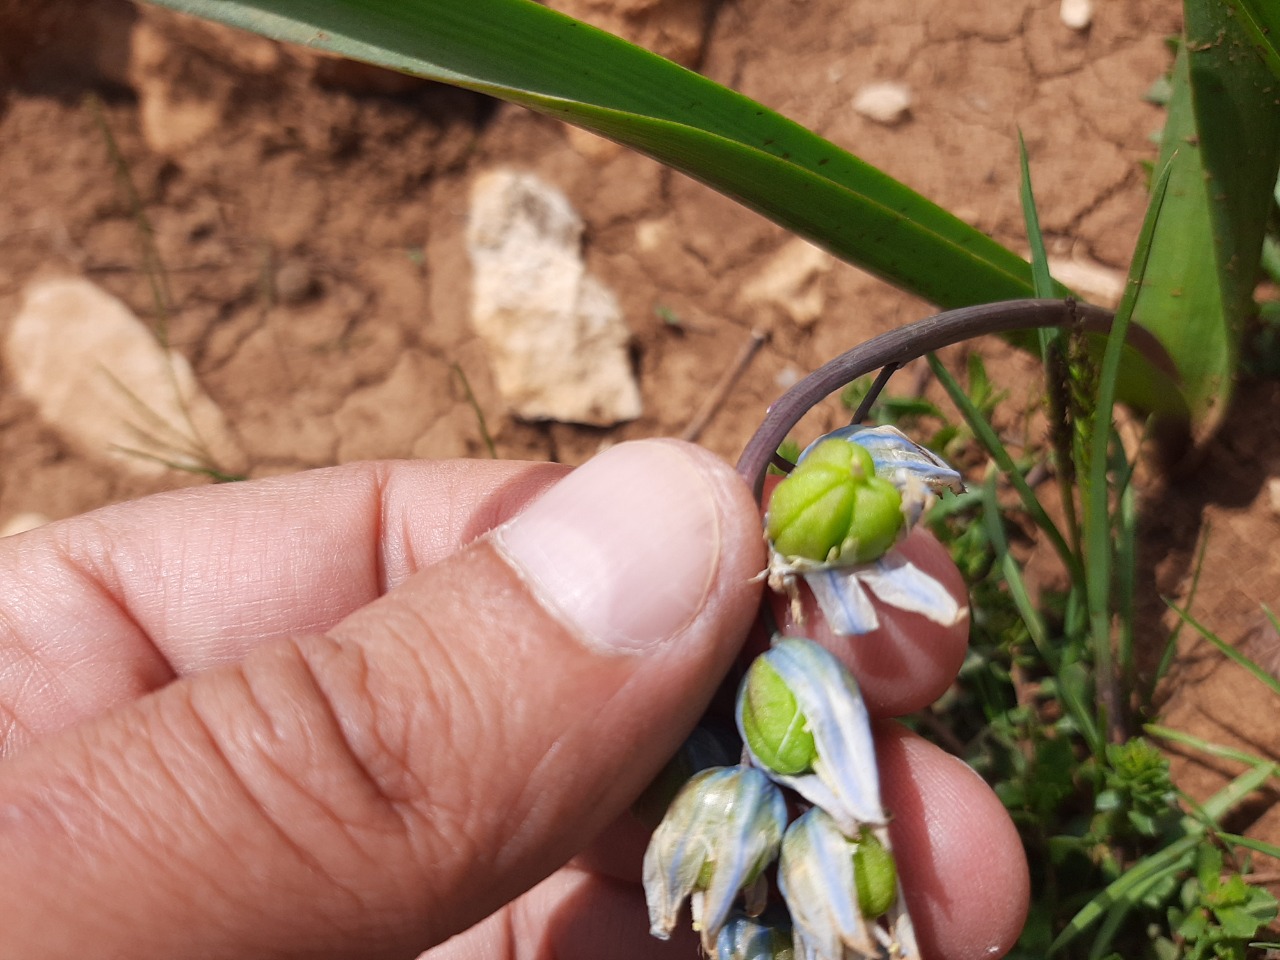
642, 297, 1131, 960
131, 0, 1280, 954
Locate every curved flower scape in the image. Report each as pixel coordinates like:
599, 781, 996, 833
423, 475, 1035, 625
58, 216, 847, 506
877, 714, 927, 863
767, 425, 968, 636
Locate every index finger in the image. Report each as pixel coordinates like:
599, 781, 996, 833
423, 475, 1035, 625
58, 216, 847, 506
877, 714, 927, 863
0, 458, 567, 750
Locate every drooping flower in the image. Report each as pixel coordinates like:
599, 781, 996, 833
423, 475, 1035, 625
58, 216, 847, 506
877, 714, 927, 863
777, 808, 879, 960
766, 438, 905, 567
767, 426, 967, 636
643, 765, 789, 950
736, 637, 883, 835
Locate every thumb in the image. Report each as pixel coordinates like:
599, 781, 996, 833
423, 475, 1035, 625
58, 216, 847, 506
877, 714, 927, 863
0, 440, 765, 960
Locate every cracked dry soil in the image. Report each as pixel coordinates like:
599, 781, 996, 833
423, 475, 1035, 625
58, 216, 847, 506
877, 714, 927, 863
2, 0, 1280, 883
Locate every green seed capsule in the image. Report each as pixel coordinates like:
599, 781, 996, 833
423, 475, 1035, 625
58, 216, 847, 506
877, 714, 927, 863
852, 830, 898, 919
766, 439, 903, 565
739, 657, 816, 776
846, 476, 904, 563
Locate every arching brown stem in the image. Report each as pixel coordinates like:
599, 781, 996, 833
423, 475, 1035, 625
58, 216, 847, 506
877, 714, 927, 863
735, 298, 1173, 499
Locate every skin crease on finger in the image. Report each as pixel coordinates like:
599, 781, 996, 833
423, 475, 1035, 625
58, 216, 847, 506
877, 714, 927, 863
0, 459, 570, 756
0, 454, 1025, 960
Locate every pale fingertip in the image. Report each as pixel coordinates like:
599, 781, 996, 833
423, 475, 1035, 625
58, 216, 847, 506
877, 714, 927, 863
877, 723, 1029, 960
769, 528, 969, 717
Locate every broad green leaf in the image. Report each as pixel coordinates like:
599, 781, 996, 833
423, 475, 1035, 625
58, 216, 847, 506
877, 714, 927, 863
148, 0, 1190, 416
1230, 0, 1280, 82
1131, 2, 1280, 431
147, 0, 1036, 308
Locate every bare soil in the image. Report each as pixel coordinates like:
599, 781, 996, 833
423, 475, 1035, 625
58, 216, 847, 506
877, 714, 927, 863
3, 0, 1279, 879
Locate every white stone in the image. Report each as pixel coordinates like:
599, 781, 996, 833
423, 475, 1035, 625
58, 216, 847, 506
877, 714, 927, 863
128, 19, 226, 156
852, 82, 912, 126
466, 170, 641, 426
738, 238, 834, 329
1268, 478, 1280, 518
5, 278, 246, 477
0, 512, 50, 537
1060, 0, 1093, 30
1045, 256, 1125, 307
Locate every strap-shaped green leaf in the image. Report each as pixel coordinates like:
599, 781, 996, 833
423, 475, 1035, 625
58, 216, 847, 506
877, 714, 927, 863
1130, 0, 1280, 429
146, 0, 1039, 308
1231, 0, 1280, 81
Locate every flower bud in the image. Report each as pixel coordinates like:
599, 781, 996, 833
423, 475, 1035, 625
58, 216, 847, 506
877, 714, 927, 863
737, 638, 884, 833
643, 765, 789, 949
799, 424, 962, 494
633, 723, 742, 827
777, 808, 877, 960
852, 829, 898, 919
738, 656, 816, 776
715, 910, 796, 960
766, 438, 904, 566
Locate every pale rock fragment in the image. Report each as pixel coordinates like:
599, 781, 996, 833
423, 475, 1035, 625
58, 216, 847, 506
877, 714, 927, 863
738, 238, 834, 330
466, 170, 641, 426
0, 512, 50, 538
1060, 0, 1093, 30
1046, 256, 1125, 307
5, 278, 246, 477
852, 82, 912, 126
128, 18, 228, 155
1268, 478, 1280, 518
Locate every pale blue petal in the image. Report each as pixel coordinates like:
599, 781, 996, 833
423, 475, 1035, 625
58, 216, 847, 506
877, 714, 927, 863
644, 766, 785, 940
857, 551, 967, 627
698, 768, 789, 950
800, 424, 962, 493
741, 638, 884, 831
778, 809, 877, 960
803, 568, 879, 635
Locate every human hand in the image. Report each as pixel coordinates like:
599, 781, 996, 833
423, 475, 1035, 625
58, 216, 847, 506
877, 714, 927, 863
0, 439, 1027, 959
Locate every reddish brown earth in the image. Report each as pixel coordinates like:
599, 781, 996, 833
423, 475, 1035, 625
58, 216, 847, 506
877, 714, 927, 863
3, 0, 1279, 889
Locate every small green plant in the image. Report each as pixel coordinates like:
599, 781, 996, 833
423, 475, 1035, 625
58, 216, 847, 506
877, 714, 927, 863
1167, 846, 1278, 960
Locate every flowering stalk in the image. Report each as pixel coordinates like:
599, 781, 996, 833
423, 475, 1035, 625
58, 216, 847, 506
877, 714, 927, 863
644, 302, 1141, 959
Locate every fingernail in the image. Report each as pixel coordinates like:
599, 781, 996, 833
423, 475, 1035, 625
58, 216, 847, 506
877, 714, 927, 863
494, 441, 721, 652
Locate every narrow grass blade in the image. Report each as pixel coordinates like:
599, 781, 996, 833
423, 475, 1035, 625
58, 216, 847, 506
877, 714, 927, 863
1233, 0, 1280, 84
1146, 723, 1278, 776
927, 352, 1082, 585
1154, 522, 1211, 690
1164, 602, 1280, 699
1021, 132, 1087, 558
1018, 132, 1056, 302
1049, 834, 1199, 955
1084, 159, 1171, 742
1217, 832, 1280, 861
1113, 442, 1138, 691
978, 472, 1054, 668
